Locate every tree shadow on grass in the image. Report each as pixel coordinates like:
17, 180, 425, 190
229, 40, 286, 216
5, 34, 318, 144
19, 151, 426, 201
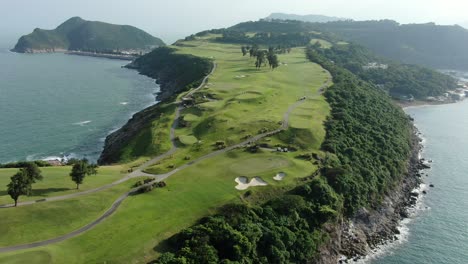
0, 190, 7, 196
233, 68, 266, 73
31, 188, 71, 197
149, 236, 176, 262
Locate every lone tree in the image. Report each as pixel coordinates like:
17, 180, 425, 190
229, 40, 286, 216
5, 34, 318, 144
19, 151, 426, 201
7, 170, 31, 207
70, 159, 98, 189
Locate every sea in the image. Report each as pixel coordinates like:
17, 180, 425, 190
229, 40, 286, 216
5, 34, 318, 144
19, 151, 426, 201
363, 99, 468, 263
0, 44, 159, 163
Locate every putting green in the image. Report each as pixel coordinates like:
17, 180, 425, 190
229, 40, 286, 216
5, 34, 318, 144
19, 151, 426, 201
178, 135, 198, 145
229, 156, 292, 175
310, 38, 332, 48
235, 91, 263, 100
183, 113, 199, 122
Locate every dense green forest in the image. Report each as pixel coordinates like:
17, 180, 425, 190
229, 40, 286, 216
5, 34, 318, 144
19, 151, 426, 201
231, 19, 468, 70
152, 46, 413, 263
12, 17, 164, 53
311, 43, 457, 98
306, 46, 413, 214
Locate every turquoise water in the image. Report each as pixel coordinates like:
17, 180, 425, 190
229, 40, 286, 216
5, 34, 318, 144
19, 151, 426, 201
372, 100, 468, 263
0, 47, 159, 163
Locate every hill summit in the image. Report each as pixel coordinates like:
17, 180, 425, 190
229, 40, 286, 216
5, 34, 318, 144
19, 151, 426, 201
12, 17, 164, 53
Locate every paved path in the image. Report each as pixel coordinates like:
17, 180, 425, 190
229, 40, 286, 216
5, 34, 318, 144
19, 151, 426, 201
0, 71, 331, 253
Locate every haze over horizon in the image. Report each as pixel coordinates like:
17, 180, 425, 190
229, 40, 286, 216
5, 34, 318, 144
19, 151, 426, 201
1, 0, 467, 46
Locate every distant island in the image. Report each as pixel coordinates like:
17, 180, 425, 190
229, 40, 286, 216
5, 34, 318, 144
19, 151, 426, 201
11, 17, 165, 54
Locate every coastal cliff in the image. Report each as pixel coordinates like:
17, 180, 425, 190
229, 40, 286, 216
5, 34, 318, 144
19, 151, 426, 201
316, 128, 425, 263
98, 47, 212, 164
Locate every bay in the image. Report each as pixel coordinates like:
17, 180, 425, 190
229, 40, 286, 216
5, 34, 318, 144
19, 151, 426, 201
0, 48, 158, 163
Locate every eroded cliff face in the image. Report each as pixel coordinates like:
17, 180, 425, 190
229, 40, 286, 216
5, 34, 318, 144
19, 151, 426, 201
98, 48, 212, 164
316, 127, 425, 263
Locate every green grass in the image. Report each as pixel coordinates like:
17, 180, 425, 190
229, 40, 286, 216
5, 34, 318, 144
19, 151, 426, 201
310, 38, 332, 48
229, 155, 291, 175
0, 178, 141, 247
142, 39, 330, 174
0, 150, 316, 263
178, 135, 198, 145
182, 113, 200, 122
0, 36, 331, 263
117, 103, 176, 164
0, 166, 125, 205
0, 251, 52, 264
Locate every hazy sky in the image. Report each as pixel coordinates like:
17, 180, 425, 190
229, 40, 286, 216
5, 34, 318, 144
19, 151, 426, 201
1, 0, 467, 45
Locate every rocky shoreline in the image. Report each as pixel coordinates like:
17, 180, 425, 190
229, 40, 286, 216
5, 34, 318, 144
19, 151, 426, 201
10, 47, 67, 53
317, 124, 429, 263
66, 51, 138, 61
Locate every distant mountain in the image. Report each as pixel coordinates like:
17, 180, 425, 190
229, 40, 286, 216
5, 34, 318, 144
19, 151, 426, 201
265, 13, 347, 23
313, 20, 468, 70
12, 17, 164, 53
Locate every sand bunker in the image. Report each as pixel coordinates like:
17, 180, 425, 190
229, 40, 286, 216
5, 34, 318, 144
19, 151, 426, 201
273, 172, 286, 181
235, 176, 268, 190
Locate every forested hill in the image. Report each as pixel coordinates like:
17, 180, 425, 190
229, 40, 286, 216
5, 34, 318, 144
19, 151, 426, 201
314, 20, 468, 70
310, 42, 457, 98
219, 20, 457, 98
12, 17, 164, 53
231, 19, 468, 70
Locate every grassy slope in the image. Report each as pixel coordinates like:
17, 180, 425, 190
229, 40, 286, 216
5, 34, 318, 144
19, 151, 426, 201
0, 177, 143, 247
0, 36, 331, 263
0, 166, 125, 205
146, 36, 330, 174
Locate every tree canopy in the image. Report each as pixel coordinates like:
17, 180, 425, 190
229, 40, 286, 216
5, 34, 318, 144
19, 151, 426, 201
69, 159, 98, 189
7, 170, 32, 207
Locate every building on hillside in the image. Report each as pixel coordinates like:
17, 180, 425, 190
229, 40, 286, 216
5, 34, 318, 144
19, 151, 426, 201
363, 62, 388, 70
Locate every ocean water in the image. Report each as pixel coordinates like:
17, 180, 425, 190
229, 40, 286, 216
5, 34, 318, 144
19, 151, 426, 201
369, 100, 468, 263
0, 47, 159, 163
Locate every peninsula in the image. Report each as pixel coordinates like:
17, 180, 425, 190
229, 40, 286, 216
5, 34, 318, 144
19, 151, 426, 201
0, 18, 459, 264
